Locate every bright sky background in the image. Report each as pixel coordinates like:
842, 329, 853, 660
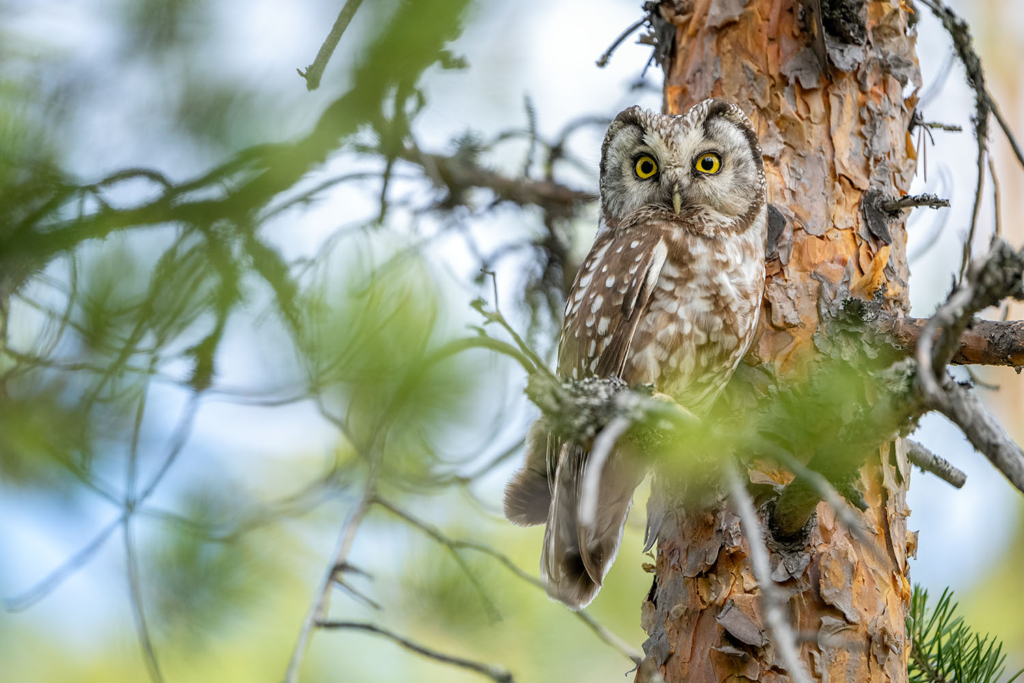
2, 0, 1023, 664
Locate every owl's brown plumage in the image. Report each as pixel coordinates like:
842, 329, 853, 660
505, 99, 767, 608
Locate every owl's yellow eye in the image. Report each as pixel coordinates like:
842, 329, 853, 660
695, 152, 722, 174
634, 155, 658, 179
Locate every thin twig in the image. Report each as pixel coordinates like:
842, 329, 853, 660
297, 0, 365, 91
596, 16, 647, 68
373, 497, 643, 665
917, 241, 1024, 397
3, 515, 125, 612
725, 461, 812, 683
914, 240, 1024, 493
960, 147, 987, 281
907, 440, 967, 489
988, 153, 1002, 237
124, 519, 165, 683
316, 621, 513, 682
918, 0, 991, 282
335, 578, 382, 611
987, 90, 1024, 171
935, 378, 1024, 494
917, 121, 963, 133
881, 193, 950, 212
282, 438, 385, 683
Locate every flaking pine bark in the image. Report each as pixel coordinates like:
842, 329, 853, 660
637, 2, 919, 682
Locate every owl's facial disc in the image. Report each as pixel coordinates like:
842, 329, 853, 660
599, 100, 765, 229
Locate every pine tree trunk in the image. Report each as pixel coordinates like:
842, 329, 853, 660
637, 2, 920, 681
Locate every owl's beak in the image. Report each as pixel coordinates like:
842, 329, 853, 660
672, 191, 682, 215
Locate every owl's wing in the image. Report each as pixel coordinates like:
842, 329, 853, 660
537, 228, 668, 607
558, 228, 668, 381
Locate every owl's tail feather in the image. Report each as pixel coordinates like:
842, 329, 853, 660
541, 442, 643, 610
503, 423, 551, 526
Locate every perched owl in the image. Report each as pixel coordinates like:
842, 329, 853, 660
504, 99, 768, 609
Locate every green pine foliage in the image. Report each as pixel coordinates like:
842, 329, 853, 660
908, 586, 1022, 683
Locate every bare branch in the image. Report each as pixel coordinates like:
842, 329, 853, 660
918, 0, 991, 280
316, 621, 513, 682
297, 0, 365, 91
3, 515, 124, 612
374, 497, 643, 665
889, 316, 1024, 367
881, 193, 950, 212
124, 520, 165, 683
987, 89, 1024, 172
989, 154, 1002, 238
725, 461, 812, 683
907, 440, 967, 489
411, 147, 596, 217
935, 377, 1024, 494
915, 240, 1024, 406
596, 16, 648, 68
910, 239, 1024, 494
282, 438, 384, 683
335, 578, 382, 612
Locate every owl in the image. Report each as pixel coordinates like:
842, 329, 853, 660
504, 99, 768, 609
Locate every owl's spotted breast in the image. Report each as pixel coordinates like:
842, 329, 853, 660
559, 207, 766, 414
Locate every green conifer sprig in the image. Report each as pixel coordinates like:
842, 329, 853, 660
908, 586, 1023, 683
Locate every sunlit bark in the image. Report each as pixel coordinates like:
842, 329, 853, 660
637, 2, 920, 681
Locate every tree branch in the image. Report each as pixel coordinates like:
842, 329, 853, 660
282, 437, 385, 683
890, 316, 1024, 367
934, 378, 1024, 494
410, 148, 596, 216
915, 240, 1024, 403
908, 440, 967, 489
316, 621, 513, 682
297, 0, 365, 91
881, 193, 950, 212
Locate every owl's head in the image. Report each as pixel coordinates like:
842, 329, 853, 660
599, 99, 766, 231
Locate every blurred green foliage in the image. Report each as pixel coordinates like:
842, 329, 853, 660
0, 1, 649, 681
2, 0, 1020, 681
